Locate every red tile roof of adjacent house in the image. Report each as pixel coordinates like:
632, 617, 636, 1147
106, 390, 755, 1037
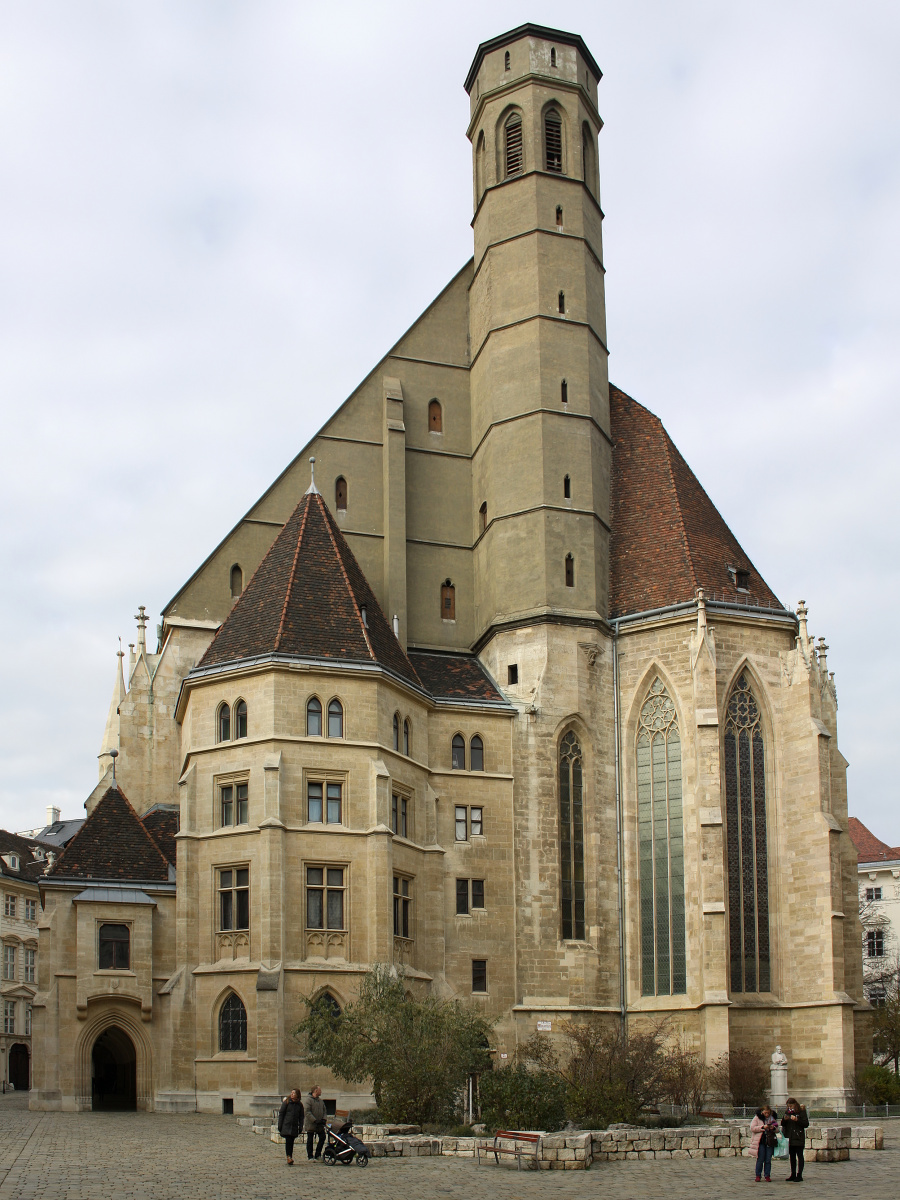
47, 786, 171, 882
848, 817, 900, 864
609, 386, 783, 619
199, 488, 421, 689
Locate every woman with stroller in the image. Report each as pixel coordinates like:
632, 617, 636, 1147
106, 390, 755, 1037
276, 1089, 304, 1166
781, 1097, 809, 1182
750, 1104, 779, 1182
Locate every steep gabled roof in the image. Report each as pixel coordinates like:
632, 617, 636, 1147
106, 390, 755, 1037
848, 817, 900, 864
141, 807, 179, 866
609, 386, 782, 618
0, 830, 53, 882
198, 489, 421, 688
47, 786, 170, 882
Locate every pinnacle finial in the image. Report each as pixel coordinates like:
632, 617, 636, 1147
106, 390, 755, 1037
696, 587, 707, 631
134, 605, 148, 652
796, 600, 810, 653
305, 456, 319, 495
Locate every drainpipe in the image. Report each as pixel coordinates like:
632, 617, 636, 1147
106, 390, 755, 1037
613, 619, 627, 1034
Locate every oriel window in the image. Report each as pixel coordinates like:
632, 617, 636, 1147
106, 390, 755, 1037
98, 923, 130, 970
306, 866, 345, 930
220, 782, 248, 827
391, 793, 409, 838
219, 867, 250, 931
307, 781, 342, 824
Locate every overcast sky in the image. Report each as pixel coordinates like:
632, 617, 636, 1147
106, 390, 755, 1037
1, 1, 899, 843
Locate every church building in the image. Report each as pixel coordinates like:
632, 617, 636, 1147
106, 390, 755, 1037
31, 23, 869, 1114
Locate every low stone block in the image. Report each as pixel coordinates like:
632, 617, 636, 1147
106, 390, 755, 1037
638, 1150, 654, 1160
681, 1137, 698, 1149
688, 1148, 705, 1159
625, 1151, 639, 1160
672, 1149, 690, 1160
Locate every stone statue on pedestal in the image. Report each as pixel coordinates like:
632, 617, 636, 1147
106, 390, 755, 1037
770, 1045, 788, 1107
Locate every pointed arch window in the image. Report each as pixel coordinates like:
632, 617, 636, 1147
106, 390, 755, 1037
328, 699, 344, 739
403, 719, 410, 757
505, 113, 523, 178
559, 731, 585, 940
428, 399, 442, 432
306, 697, 322, 737
230, 564, 243, 598
335, 476, 347, 511
234, 700, 247, 739
219, 992, 247, 1052
217, 703, 230, 743
544, 109, 562, 173
470, 735, 484, 772
451, 734, 466, 771
636, 679, 685, 996
393, 712, 400, 751
313, 991, 342, 1020
724, 673, 771, 992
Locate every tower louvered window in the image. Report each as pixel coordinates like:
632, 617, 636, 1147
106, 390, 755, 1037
505, 114, 523, 178
559, 731, 585, 940
545, 110, 562, 173
637, 679, 685, 995
724, 674, 771, 992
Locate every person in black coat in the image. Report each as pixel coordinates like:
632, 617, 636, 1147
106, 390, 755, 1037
781, 1097, 809, 1182
277, 1089, 304, 1165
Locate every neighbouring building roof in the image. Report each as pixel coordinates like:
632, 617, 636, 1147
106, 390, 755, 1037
29, 819, 85, 848
198, 489, 422, 690
46, 786, 171, 883
141, 807, 179, 866
0, 830, 52, 882
408, 651, 507, 704
848, 817, 900, 865
609, 386, 783, 619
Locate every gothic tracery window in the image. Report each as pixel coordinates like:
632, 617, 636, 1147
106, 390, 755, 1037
559, 731, 585, 940
219, 992, 247, 1052
636, 679, 685, 995
724, 673, 771, 993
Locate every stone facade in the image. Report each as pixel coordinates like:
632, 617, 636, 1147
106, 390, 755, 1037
30, 23, 869, 1115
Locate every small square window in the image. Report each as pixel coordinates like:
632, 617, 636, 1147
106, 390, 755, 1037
472, 959, 487, 993
865, 887, 882, 901
507, 664, 518, 685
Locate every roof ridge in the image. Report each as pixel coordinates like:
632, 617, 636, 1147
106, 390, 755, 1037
318, 496, 377, 661
49, 786, 169, 878
274, 494, 312, 653
138, 812, 174, 867
659, 423, 699, 596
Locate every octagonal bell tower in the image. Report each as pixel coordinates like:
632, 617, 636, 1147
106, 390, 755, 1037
465, 24, 610, 643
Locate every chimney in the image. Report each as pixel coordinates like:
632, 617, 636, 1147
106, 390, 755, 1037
46, 805, 61, 826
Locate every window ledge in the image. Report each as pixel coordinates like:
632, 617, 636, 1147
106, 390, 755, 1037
93, 970, 137, 978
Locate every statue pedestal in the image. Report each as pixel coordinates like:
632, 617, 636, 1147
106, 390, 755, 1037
770, 1064, 788, 1108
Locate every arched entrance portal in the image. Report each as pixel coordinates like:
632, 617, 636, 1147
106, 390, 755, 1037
8, 1043, 29, 1091
91, 1026, 136, 1110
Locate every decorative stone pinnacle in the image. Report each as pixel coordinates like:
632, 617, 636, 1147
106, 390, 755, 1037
796, 600, 809, 651
134, 605, 148, 651
818, 638, 828, 672
696, 587, 707, 631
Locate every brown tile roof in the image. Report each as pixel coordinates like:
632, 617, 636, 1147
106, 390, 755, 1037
848, 817, 900, 863
408, 652, 505, 703
199, 489, 421, 689
47, 786, 170, 882
609, 386, 783, 618
141, 807, 179, 866
0, 830, 53, 882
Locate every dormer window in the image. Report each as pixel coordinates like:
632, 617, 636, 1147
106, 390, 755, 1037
735, 570, 750, 591
7, 854, 19, 872
360, 604, 368, 627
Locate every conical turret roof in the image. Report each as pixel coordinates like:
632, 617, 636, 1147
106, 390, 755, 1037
199, 490, 421, 688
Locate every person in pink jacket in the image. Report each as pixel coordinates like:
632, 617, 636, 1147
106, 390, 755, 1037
750, 1105, 779, 1181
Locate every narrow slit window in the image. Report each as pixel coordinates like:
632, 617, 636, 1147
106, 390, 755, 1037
558, 290, 566, 314
504, 50, 510, 70
428, 399, 442, 432
393, 712, 400, 751
441, 579, 456, 621
550, 47, 557, 67
306, 697, 322, 737
335, 476, 347, 511
561, 378, 568, 404
545, 110, 562, 173
564, 475, 571, 499
479, 502, 487, 533
230, 564, 243, 598
403, 719, 410, 757
556, 205, 563, 228
565, 554, 574, 587
505, 113, 523, 178
559, 731, 585, 940
393, 875, 411, 939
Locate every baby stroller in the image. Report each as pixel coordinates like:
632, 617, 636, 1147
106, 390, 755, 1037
322, 1119, 370, 1167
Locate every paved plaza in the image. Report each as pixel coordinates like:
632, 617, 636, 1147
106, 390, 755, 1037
0, 1093, 898, 1200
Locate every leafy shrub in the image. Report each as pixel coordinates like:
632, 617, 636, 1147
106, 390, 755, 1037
854, 1064, 900, 1105
478, 1062, 567, 1132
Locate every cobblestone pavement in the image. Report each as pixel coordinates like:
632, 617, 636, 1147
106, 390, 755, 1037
1, 1093, 898, 1200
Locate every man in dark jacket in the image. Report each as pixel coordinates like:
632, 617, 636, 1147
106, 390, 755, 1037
277, 1089, 304, 1165
781, 1097, 809, 1181
304, 1085, 327, 1160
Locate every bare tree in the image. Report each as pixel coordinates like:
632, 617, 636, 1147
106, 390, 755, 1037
859, 887, 900, 1075
660, 1037, 708, 1113
708, 1048, 769, 1108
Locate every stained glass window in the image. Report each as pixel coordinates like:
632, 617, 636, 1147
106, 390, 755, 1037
636, 679, 685, 996
219, 993, 247, 1052
724, 673, 770, 992
559, 731, 585, 940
